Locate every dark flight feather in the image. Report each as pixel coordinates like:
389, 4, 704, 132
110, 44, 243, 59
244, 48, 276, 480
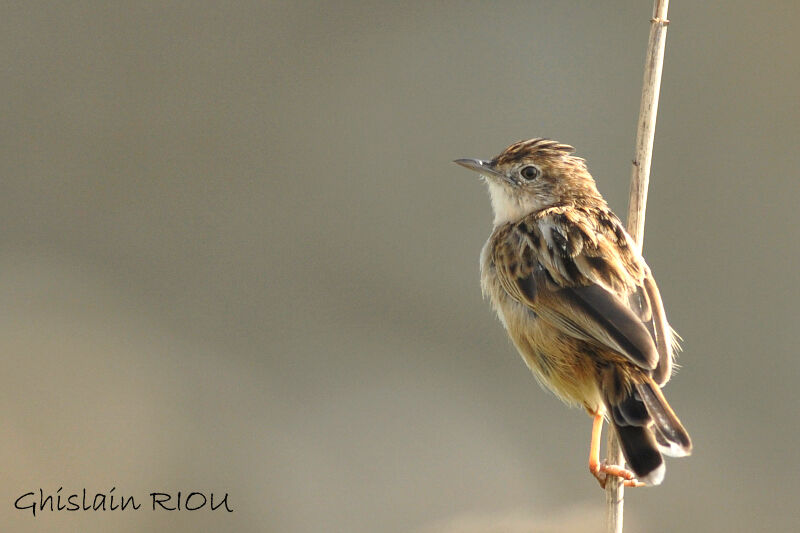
562, 284, 659, 370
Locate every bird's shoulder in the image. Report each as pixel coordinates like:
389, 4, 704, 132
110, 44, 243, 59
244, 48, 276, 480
489, 205, 647, 295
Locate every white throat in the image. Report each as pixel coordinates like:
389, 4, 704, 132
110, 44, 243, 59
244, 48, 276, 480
487, 181, 542, 226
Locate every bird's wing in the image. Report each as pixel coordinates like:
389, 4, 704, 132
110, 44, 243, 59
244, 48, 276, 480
493, 207, 668, 371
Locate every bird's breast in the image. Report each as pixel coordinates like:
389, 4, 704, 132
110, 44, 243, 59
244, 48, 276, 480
480, 261, 602, 411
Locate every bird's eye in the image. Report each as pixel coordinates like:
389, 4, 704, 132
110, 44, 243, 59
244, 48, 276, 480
520, 165, 540, 180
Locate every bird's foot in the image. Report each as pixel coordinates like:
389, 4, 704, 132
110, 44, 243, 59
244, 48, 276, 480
590, 461, 645, 489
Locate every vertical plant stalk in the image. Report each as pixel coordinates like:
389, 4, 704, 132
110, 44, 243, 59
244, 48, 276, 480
606, 1, 670, 532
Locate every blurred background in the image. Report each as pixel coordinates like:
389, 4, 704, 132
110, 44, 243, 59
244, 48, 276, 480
2, 1, 798, 532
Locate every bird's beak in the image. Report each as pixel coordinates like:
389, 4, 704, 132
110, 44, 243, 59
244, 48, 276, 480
453, 158, 504, 180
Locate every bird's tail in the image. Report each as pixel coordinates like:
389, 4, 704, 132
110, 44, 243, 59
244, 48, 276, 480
606, 376, 692, 485
635, 378, 693, 458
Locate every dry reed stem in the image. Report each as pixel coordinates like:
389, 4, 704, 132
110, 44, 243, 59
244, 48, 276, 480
606, 1, 670, 532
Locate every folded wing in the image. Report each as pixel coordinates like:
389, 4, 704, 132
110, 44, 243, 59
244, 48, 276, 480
492, 208, 675, 377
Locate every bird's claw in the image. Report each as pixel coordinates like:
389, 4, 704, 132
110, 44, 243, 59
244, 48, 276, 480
590, 461, 645, 489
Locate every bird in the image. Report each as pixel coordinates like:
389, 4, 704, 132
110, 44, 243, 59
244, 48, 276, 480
455, 138, 691, 487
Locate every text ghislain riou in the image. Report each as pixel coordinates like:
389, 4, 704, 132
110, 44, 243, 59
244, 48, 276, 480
15, 488, 233, 517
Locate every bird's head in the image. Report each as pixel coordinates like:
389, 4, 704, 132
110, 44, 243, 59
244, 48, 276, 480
455, 138, 605, 225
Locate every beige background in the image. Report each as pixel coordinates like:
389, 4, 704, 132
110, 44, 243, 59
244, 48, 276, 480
2, 1, 799, 532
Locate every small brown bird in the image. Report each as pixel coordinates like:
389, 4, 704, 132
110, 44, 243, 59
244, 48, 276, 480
455, 138, 691, 487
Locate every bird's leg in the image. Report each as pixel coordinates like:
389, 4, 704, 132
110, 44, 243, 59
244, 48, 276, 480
588, 412, 605, 486
588, 412, 645, 488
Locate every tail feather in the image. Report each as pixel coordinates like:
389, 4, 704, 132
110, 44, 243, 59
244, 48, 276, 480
654, 426, 690, 458
613, 423, 664, 486
603, 373, 692, 485
615, 391, 650, 426
635, 379, 692, 456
